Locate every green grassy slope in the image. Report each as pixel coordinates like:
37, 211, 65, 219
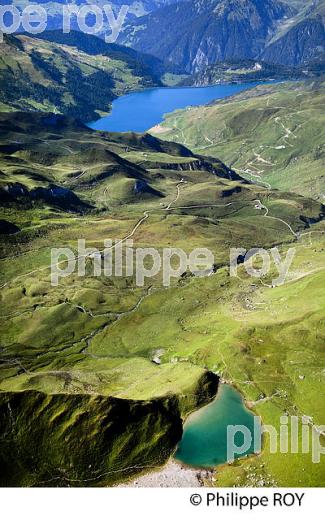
0, 374, 219, 486
151, 80, 325, 201
0, 112, 324, 486
0, 32, 163, 120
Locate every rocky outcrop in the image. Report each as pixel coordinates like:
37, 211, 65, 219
147, 158, 242, 181
0, 182, 92, 212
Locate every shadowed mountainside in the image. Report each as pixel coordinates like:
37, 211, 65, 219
119, 0, 325, 72
0, 31, 165, 120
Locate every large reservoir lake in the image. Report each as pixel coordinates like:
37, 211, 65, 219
175, 384, 260, 468
88, 82, 264, 133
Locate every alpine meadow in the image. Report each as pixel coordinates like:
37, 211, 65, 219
0, 0, 324, 496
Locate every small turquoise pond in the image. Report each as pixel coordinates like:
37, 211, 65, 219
175, 384, 260, 468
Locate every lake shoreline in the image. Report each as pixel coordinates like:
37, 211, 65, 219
86, 82, 269, 133
118, 383, 263, 488
87, 78, 288, 126
175, 384, 259, 468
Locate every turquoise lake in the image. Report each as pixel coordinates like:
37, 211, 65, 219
87, 82, 264, 133
175, 384, 260, 468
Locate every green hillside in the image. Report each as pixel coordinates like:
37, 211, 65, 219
0, 112, 324, 486
151, 80, 325, 201
0, 32, 163, 120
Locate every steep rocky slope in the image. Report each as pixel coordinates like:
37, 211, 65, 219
119, 0, 325, 72
0, 371, 218, 486
263, 0, 325, 65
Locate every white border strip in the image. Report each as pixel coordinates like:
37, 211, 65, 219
0, 488, 323, 519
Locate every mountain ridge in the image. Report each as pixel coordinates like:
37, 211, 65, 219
119, 0, 325, 72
